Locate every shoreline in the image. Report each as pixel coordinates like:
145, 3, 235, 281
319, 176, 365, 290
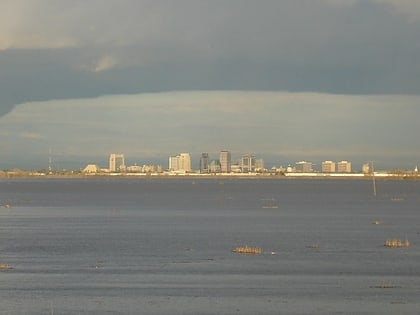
1, 171, 419, 181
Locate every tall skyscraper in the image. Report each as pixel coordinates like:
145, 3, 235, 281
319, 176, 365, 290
219, 150, 231, 173
200, 153, 209, 173
109, 153, 125, 172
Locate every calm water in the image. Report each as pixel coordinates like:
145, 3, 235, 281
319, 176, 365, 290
0, 178, 419, 314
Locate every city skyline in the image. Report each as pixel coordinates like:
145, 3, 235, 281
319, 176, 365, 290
1, 1, 420, 170
3, 145, 420, 176
67, 151, 418, 174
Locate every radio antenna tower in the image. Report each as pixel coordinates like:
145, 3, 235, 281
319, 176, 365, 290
48, 148, 52, 174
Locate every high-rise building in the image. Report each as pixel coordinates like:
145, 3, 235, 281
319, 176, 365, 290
168, 156, 179, 171
178, 153, 191, 172
109, 153, 125, 172
337, 161, 351, 173
219, 150, 231, 173
240, 154, 256, 173
200, 153, 209, 173
168, 153, 191, 173
322, 161, 336, 173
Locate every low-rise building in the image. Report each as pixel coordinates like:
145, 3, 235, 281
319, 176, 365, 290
209, 159, 221, 173
362, 163, 370, 174
82, 164, 101, 173
295, 161, 313, 172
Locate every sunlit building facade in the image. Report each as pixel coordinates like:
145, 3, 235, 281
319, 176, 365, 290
169, 153, 191, 173
219, 150, 231, 173
337, 160, 352, 173
362, 163, 370, 174
240, 154, 256, 173
321, 161, 336, 173
178, 153, 191, 172
109, 153, 125, 172
295, 161, 313, 172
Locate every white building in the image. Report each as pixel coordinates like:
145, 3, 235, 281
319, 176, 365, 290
169, 156, 179, 171
169, 153, 191, 173
178, 153, 191, 172
322, 161, 336, 173
126, 165, 143, 173
109, 154, 125, 172
295, 161, 313, 172
82, 164, 101, 173
240, 154, 256, 173
337, 160, 352, 173
362, 163, 370, 174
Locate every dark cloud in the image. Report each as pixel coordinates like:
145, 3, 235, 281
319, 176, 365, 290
0, 0, 420, 117
1, 0, 419, 170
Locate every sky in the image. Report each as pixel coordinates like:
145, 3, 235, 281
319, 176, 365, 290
1, 0, 420, 170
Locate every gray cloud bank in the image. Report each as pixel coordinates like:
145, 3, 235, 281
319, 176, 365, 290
1, 1, 419, 169
1, 0, 420, 116
1, 91, 419, 170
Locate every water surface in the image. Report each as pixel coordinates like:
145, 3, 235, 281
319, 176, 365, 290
1, 178, 419, 314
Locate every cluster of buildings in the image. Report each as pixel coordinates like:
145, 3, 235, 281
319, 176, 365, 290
283, 160, 353, 173
83, 153, 162, 174
169, 151, 265, 174
83, 151, 265, 175
82, 151, 363, 176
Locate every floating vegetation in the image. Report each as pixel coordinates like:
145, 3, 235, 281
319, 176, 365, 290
306, 243, 320, 249
371, 281, 400, 289
384, 239, 410, 248
233, 245, 262, 254
389, 300, 406, 304
260, 198, 279, 209
0, 264, 12, 270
